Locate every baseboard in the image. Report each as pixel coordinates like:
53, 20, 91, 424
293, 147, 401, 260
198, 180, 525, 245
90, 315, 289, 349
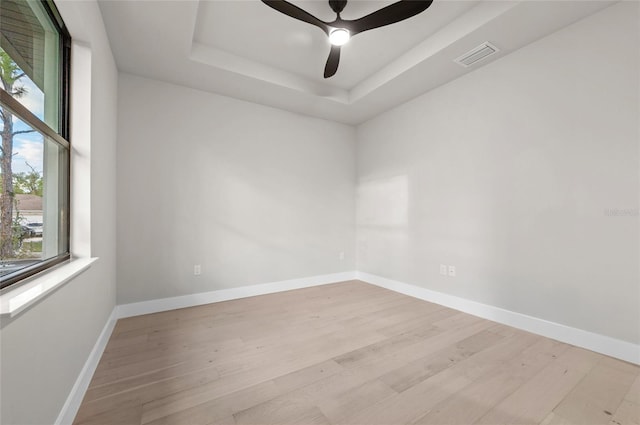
357, 271, 640, 365
54, 307, 118, 425
116, 271, 358, 319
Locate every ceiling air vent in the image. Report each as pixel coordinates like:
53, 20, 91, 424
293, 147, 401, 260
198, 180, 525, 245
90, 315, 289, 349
455, 42, 499, 67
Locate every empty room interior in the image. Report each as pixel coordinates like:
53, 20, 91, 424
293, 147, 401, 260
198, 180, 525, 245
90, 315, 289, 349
0, 0, 638, 424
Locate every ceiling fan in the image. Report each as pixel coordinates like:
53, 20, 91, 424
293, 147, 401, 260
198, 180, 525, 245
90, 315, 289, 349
261, 0, 434, 78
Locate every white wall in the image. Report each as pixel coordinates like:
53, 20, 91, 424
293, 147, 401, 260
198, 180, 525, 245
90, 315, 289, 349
0, 1, 118, 424
356, 2, 639, 345
117, 74, 356, 304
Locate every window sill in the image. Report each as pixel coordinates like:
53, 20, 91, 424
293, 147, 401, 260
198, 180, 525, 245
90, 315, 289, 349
0, 257, 98, 318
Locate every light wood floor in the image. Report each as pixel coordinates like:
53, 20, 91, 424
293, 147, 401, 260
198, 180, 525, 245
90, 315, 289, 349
74, 281, 639, 425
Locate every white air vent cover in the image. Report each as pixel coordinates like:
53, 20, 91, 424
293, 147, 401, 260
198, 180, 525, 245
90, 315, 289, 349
455, 42, 499, 67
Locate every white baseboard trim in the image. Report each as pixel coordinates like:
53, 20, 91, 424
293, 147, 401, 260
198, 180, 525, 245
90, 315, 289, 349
358, 271, 640, 365
116, 271, 358, 319
54, 307, 118, 425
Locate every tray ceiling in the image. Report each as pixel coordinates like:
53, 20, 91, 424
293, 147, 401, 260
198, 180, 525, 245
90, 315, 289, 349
98, 0, 615, 124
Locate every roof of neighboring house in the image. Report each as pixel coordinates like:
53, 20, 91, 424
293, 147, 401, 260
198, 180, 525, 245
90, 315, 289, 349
0, 0, 45, 90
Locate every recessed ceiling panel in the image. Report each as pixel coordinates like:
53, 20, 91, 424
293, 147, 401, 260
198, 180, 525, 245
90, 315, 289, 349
98, 0, 616, 124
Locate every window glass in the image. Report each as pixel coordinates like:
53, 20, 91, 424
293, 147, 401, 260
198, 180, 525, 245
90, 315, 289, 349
0, 114, 68, 280
0, 0, 60, 132
0, 0, 70, 288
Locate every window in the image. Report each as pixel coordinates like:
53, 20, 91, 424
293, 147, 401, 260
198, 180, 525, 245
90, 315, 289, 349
0, 0, 71, 289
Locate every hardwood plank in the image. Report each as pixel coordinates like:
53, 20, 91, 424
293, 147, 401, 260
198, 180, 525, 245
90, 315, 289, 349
609, 399, 640, 425
316, 379, 397, 423
139, 329, 385, 423
273, 360, 345, 394
143, 380, 279, 425
72, 281, 640, 425
413, 337, 569, 424
342, 331, 541, 425
93, 337, 243, 379
144, 400, 233, 425
234, 400, 330, 425
476, 346, 601, 425
551, 356, 639, 425
379, 329, 504, 392
89, 343, 222, 388
334, 313, 492, 373
539, 412, 579, 425
84, 355, 221, 403
74, 404, 142, 425
75, 362, 221, 423
375, 305, 459, 337
625, 374, 640, 404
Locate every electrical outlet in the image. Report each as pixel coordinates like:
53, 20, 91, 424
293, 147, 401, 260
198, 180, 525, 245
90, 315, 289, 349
440, 264, 447, 276
339, 251, 345, 261
448, 265, 456, 277
194, 265, 201, 276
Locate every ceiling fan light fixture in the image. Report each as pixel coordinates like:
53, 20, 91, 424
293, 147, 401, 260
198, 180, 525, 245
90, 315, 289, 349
329, 28, 350, 46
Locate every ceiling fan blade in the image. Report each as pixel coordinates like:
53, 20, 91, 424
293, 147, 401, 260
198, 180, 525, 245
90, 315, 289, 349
261, 0, 330, 35
324, 45, 341, 78
348, 0, 433, 35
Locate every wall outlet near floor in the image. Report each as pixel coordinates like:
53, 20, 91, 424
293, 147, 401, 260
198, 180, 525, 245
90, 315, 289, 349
194, 265, 201, 276
440, 264, 448, 276
339, 251, 345, 261
448, 265, 456, 277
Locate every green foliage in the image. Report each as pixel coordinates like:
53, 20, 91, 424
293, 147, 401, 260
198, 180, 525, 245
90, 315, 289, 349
10, 209, 27, 251
0, 165, 43, 196
0, 49, 27, 94
20, 239, 42, 255
13, 163, 43, 196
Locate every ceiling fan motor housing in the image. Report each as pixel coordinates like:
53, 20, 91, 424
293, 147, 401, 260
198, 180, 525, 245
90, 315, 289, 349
329, 0, 348, 15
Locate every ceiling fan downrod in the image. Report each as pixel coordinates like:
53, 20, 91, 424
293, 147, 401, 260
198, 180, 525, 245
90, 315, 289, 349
329, 0, 348, 16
